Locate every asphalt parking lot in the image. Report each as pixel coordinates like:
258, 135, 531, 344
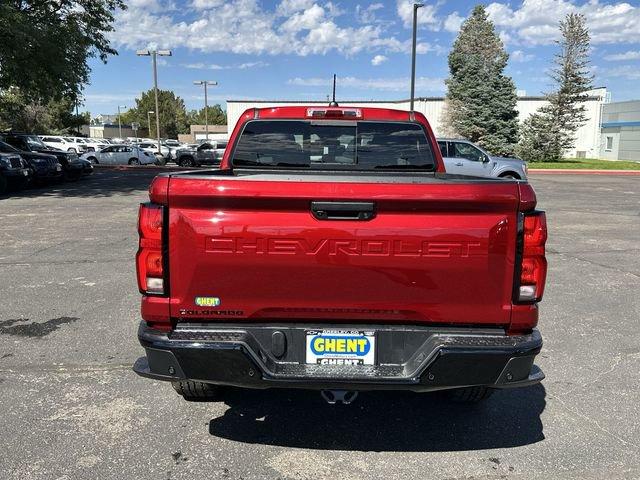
0, 170, 639, 479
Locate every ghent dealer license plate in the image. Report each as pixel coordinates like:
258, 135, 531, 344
305, 330, 375, 365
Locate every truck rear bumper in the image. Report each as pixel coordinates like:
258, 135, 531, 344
133, 322, 544, 392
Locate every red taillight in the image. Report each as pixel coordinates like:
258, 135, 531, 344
136, 203, 165, 295
517, 211, 547, 303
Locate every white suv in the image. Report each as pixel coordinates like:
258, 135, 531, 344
39, 136, 87, 153
74, 137, 108, 152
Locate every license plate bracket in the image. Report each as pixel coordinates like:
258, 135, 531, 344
305, 329, 375, 365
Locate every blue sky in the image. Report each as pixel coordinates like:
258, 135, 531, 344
83, 0, 640, 116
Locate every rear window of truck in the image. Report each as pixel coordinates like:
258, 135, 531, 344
231, 120, 436, 171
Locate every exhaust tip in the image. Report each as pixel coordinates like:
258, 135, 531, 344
320, 390, 359, 405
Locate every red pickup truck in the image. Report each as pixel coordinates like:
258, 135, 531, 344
133, 106, 547, 404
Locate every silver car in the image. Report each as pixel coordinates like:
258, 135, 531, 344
437, 138, 528, 179
81, 145, 156, 165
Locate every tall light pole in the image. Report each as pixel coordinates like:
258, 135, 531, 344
117, 105, 127, 139
147, 111, 154, 138
136, 49, 172, 155
410, 3, 424, 111
193, 80, 218, 142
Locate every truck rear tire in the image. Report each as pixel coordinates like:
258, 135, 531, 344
447, 386, 494, 403
171, 380, 222, 401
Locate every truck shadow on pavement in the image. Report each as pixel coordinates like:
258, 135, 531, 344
208, 384, 546, 451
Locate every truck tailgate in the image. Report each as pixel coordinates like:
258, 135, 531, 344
167, 175, 519, 326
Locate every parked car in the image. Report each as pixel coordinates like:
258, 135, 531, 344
39, 135, 88, 154
133, 105, 547, 405
0, 133, 84, 181
437, 138, 528, 179
74, 137, 108, 152
0, 140, 62, 185
174, 142, 219, 167
77, 158, 94, 175
0, 151, 30, 194
162, 140, 185, 161
136, 142, 171, 161
82, 145, 157, 165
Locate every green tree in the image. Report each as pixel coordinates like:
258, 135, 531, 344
0, 0, 125, 103
443, 5, 519, 156
517, 13, 593, 162
188, 105, 227, 126
0, 89, 48, 133
0, 90, 90, 134
123, 90, 190, 139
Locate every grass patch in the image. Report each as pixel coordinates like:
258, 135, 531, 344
528, 158, 640, 170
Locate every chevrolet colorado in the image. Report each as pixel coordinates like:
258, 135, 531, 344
133, 106, 547, 404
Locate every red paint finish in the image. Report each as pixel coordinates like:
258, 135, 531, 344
165, 177, 519, 326
138, 106, 547, 334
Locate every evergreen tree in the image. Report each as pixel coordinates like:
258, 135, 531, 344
443, 5, 519, 156
517, 13, 593, 162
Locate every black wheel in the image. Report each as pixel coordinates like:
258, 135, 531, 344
171, 381, 222, 401
88, 156, 98, 164
179, 156, 194, 167
128, 158, 140, 165
447, 386, 494, 403
155, 155, 166, 166
67, 148, 77, 153
499, 172, 520, 180
0, 175, 7, 195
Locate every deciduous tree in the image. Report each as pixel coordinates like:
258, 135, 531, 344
0, 0, 125, 103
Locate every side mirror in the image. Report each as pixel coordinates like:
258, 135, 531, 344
482, 154, 490, 163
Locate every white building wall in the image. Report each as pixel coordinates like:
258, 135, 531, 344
227, 87, 607, 158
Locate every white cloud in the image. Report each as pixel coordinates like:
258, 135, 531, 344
511, 50, 535, 62
111, 0, 428, 57
444, 12, 465, 33
486, 0, 640, 45
276, 0, 314, 16
605, 64, 640, 79
605, 50, 640, 61
396, 0, 441, 30
288, 76, 445, 93
371, 54, 388, 66
182, 61, 269, 70
191, 0, 224, 9
281, 4, 325, 33
356, 3, 384, 24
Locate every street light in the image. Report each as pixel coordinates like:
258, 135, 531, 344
193, 80, 218, 142
410, 3, 424, 111
147, 111, 155, 137
117, 105, 127, 139
136, 49, 172, 155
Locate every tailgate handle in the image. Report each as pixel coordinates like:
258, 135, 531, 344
310, 201, 376, 221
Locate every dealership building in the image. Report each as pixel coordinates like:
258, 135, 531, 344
600, 100, 640, 161
227, 87, 609, 159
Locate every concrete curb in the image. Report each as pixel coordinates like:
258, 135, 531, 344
529, 169, 640, 175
